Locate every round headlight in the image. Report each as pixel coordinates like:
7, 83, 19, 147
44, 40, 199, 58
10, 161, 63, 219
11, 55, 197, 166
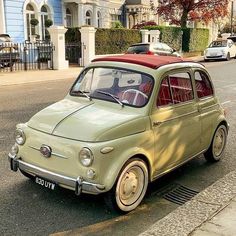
79, 148, 94, 167
15, 128, 26, 145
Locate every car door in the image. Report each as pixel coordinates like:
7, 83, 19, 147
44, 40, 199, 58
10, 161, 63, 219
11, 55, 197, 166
150, 70, 201, 177
193, 69, 219, 151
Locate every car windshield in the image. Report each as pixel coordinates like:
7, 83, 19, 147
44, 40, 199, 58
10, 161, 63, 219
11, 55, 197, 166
127, 44, 149, 54
209, 41, 227, 48
70, 67, 154, 107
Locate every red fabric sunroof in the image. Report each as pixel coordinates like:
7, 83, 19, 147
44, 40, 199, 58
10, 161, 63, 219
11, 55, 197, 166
92, 54, 191, 69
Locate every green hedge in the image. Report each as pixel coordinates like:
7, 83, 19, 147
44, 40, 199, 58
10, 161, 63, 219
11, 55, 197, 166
65, 26, 209, 54
182, 28, 209, 52
95, 28, 141, 55
143, 26, 209, 52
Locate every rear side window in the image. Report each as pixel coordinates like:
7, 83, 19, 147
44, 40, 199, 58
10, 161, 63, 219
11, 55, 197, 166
194, 71, 213, 98
127, 45, 149, 54
157, 72, 194, 106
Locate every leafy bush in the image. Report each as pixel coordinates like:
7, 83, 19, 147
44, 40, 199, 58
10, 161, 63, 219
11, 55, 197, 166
111, 21, 124, 29
95, 28, 141, 55
132, 21, 157, 30
65, 28, 81, 43
45, 19, 53, 28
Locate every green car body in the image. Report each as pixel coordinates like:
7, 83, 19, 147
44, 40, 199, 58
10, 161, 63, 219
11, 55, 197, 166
9, 55, 228, 212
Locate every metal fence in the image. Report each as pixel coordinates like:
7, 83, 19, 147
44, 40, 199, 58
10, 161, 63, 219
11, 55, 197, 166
65, 42, 82, 66
0, 41, 53, 72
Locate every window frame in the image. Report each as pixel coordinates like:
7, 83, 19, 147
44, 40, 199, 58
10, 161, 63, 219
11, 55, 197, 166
156, 69, 195, 108
69, 66, 155, 108
193, 69, 214, 100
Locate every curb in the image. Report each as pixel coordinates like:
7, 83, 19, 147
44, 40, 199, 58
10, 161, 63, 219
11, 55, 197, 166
139, 170, 236, 236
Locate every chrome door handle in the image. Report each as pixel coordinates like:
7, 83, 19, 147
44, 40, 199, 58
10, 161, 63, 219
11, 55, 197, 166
153, 121, 162, 127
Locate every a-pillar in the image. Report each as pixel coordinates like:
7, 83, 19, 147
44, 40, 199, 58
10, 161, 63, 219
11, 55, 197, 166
48, 26, 69, 70
149, 30, 160, 43
140, 29, 150, 43
79, 26, 97, 67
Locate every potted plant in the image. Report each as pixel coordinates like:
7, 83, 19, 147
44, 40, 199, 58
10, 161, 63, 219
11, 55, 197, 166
30, 18, 39, 26
45, 19, 53, 28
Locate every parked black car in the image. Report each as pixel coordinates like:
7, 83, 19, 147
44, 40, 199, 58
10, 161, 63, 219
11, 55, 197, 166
0, 34, 20, 68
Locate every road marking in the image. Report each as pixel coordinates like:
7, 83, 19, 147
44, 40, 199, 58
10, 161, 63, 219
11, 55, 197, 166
221, 101, 231, 105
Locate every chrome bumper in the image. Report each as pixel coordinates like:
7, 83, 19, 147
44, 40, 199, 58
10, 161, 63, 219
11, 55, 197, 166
8, 154, 106, 195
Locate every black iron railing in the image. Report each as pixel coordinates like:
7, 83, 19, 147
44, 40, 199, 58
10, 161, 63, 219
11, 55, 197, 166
0, 41, 53, 72
65, 42, 81, 65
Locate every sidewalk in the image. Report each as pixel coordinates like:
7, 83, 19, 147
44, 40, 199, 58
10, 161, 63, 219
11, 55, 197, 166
0, 66, 82, 86
139, 170, 236, 236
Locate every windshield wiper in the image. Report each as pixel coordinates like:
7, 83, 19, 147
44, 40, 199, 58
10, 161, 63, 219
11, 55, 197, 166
72, 90, 92, 101
96, 90, 124, 107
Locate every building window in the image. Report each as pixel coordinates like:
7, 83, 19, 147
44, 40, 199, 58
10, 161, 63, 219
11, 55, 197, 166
86, 11, 92, 25
26, 4, 36, 41
97, 11, 101, 28
66, 8, 72, 27
110, 14, 120, 27
41, 5, 49, 40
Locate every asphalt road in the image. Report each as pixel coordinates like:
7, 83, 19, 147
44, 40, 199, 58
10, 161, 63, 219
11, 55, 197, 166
0, 60, 236, 236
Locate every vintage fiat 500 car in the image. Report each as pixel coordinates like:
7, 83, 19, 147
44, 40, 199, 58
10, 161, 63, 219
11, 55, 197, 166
9, 55, 229, 212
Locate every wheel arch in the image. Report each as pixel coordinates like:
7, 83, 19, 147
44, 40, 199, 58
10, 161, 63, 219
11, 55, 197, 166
104, 151, 153, 192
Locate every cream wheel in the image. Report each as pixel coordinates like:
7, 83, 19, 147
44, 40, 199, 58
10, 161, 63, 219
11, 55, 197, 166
204, 125, 227, 162
109, 158, 148, 212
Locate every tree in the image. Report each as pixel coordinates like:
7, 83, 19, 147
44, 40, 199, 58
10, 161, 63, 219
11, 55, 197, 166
155, 0, 229, 28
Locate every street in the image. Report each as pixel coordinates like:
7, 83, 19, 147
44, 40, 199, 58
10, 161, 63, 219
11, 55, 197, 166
0, 60, 235, 236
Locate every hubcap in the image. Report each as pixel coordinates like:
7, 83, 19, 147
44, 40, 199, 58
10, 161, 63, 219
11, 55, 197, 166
119, 166, 144, 206
213, 128, 225, 157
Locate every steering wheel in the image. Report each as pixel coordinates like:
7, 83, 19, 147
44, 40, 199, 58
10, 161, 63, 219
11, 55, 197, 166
121, 89, 148, 105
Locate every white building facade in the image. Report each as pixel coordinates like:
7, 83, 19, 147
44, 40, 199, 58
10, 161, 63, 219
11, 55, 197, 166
63, 0, 126, 28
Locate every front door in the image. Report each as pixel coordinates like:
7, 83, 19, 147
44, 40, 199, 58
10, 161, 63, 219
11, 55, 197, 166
150, 71, 201, 177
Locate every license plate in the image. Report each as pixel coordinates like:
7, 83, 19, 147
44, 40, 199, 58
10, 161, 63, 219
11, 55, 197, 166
35, 176, 56, 190
210, 53, 217, 56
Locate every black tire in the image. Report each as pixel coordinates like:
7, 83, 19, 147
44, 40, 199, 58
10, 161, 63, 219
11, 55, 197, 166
104, 158, 148, 212
20, 169, 34, 180
226, 53, 230, 61
204, 124, 227, 162
204, 59, 209, 62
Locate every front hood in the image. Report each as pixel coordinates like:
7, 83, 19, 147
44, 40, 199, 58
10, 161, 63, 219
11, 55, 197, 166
28, 98, 146, 142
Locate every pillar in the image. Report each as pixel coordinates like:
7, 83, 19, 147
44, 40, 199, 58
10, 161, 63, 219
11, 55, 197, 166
48, 26, 69, 70
0, 0, 6, 33
140, 29, 150, 43
79, 26, 97, 67
149, 30, 160, 43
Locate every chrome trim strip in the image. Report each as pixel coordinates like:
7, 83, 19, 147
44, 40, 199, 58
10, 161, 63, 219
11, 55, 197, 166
29, 145, 68, 159
201, 104, 218, 111
152, 149, 206, 181
159, 110, 198, 124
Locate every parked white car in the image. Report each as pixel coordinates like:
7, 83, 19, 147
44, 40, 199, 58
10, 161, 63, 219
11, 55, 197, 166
204, 39, 236, 61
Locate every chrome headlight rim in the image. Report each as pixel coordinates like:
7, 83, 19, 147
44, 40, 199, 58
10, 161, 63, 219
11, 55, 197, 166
15, 128, 26, 145
79, 147, 94, 167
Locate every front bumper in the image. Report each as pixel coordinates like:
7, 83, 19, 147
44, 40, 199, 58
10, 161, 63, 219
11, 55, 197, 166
8, 154, 106, 195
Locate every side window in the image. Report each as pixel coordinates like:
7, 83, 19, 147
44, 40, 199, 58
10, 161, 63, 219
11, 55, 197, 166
157, 72, 194, 107
157, 77, 172, 106
169, 72, 194, 104
194, 71, 213, 98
